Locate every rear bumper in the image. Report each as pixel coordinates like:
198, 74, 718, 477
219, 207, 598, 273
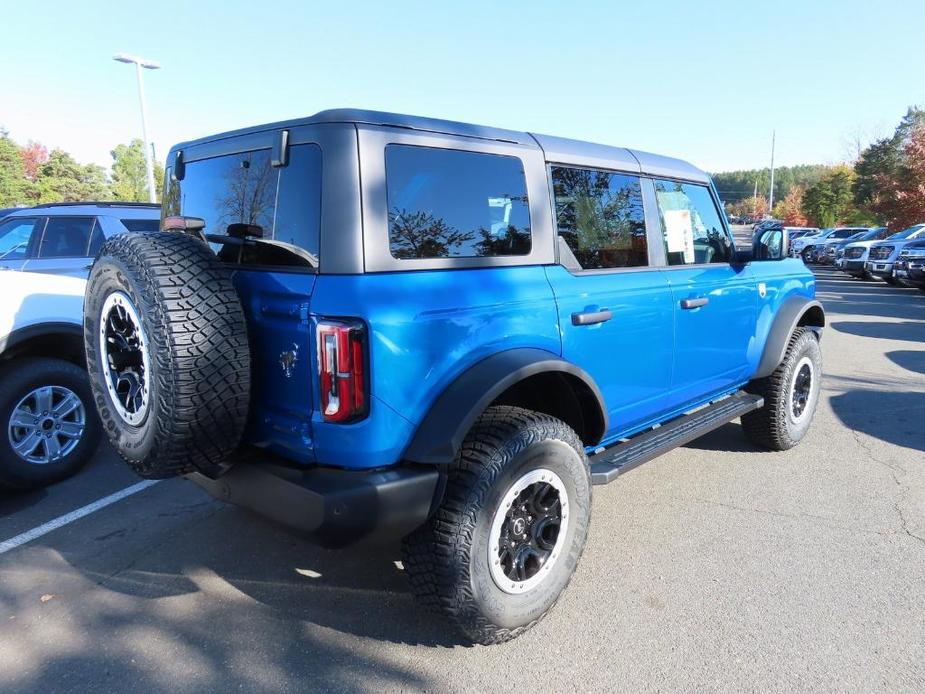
187, 460, 440, 548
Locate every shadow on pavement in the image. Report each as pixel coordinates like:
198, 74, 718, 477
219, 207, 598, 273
0, 494, 449, 691
886, 350, 925, 375
683, 421, 762, 454
814, 271, 924, 321
44, 496, 461, 647
830, 320, 924, 343
829, 388, 925, 453
0, 487, 48, 516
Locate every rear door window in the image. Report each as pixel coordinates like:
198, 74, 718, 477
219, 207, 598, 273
163, 144, 322, 267
385, 145, 531, 259
38, 217, 96, 258
653, 180, 734, 265
551, 166, 647, 270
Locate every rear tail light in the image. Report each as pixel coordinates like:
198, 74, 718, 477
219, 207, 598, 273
317, 319, 368, 423
162, 215, 206, 233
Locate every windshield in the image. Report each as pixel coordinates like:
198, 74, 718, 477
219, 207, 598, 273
887, 224, 925, 240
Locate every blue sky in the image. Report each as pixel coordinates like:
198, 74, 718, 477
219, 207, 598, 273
1, 0, 922, 174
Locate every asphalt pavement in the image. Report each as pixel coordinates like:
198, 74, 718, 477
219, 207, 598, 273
1, 263, 923, 693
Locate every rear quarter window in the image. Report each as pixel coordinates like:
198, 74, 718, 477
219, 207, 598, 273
120, 218, 161, 233
385, 145, 531, 259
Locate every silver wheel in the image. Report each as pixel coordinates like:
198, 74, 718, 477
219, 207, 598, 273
99, 291, 151, 425
488, 468, 570, 595
787, 355, 815, 424
7, 385, 86, 465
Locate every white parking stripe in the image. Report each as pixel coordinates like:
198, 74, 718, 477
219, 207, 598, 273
0, 479, 160, 555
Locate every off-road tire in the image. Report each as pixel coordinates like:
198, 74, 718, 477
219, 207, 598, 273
0, 357, 101, 490
401, 406, 592, 645
84, 232, 250, 479
742, 328, 821, 451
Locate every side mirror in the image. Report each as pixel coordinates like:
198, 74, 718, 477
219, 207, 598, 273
752, 227, 789, 261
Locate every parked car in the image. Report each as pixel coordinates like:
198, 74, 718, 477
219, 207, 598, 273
0, 207, 22, 221
784, 227, 819, 241
753, 218, 783, 234
751, 223, 818, 246
794, 227, 869, 263
0, 271, 101, 489
865, 224, 925, 284
0, 202, 161, 277
81, 109, 824, 645
892, 239, 925, 292
822, 227, 888, 265
835, 227, 895, 277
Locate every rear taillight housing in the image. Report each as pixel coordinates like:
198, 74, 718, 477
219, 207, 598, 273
317, 319, 368, 423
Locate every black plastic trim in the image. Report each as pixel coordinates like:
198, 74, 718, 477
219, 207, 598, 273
29, 201, 161, 210
271, 129, 289, 167
589, 392, 764, 484
187, 460, 440, 549
754, 296, 825, 378
0, 322, 83, 356
403, 348, 608, 465
171, 150, 184, 181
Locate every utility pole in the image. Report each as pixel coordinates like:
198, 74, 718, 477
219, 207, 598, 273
753, 179, 758, 216
114, 53, 161, 203
768, 130, 776, 215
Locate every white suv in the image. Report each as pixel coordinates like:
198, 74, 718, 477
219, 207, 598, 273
0, 272, 101, 489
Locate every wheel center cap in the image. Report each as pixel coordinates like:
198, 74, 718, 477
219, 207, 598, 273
41, 418, 55, 431
512, 518, 526, 535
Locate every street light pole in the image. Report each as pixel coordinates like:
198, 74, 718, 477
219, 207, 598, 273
768, 130, 776, 214
114, 53, 161, 203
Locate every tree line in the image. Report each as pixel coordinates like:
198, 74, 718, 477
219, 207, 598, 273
0, 129, 165, 207
719, 107, 925, 230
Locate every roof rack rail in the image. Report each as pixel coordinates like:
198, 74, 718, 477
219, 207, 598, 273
30, 201, 161, 209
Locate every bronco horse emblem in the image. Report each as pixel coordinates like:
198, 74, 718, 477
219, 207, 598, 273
279, 343, 299, 378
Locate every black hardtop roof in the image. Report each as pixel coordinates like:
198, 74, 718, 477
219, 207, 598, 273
169, 108, 709, 183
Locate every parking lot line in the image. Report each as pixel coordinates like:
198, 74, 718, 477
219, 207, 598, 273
0, 479, 160, 555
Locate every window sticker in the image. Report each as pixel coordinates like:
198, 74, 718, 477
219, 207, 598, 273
663, 209, 695, 264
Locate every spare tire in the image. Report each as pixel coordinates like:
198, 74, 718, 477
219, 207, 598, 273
84, 231, 251, 479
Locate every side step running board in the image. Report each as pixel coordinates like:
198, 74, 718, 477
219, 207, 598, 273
589, 392, 764, 485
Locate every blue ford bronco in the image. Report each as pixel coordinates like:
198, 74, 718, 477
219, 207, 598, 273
83, 109, 824, 644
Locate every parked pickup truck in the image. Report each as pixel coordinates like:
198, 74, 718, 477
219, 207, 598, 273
82, 109, 824, 644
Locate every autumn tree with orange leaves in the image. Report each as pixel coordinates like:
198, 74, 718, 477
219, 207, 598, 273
772, 186, 808, 226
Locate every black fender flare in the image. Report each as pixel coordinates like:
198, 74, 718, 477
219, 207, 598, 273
754, 297, 825, 379
403, 348, 607, 465
0, 321, 84, 356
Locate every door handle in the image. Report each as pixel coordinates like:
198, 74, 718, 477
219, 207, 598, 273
571, 309, 613, 326
680, 297, 709, 310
